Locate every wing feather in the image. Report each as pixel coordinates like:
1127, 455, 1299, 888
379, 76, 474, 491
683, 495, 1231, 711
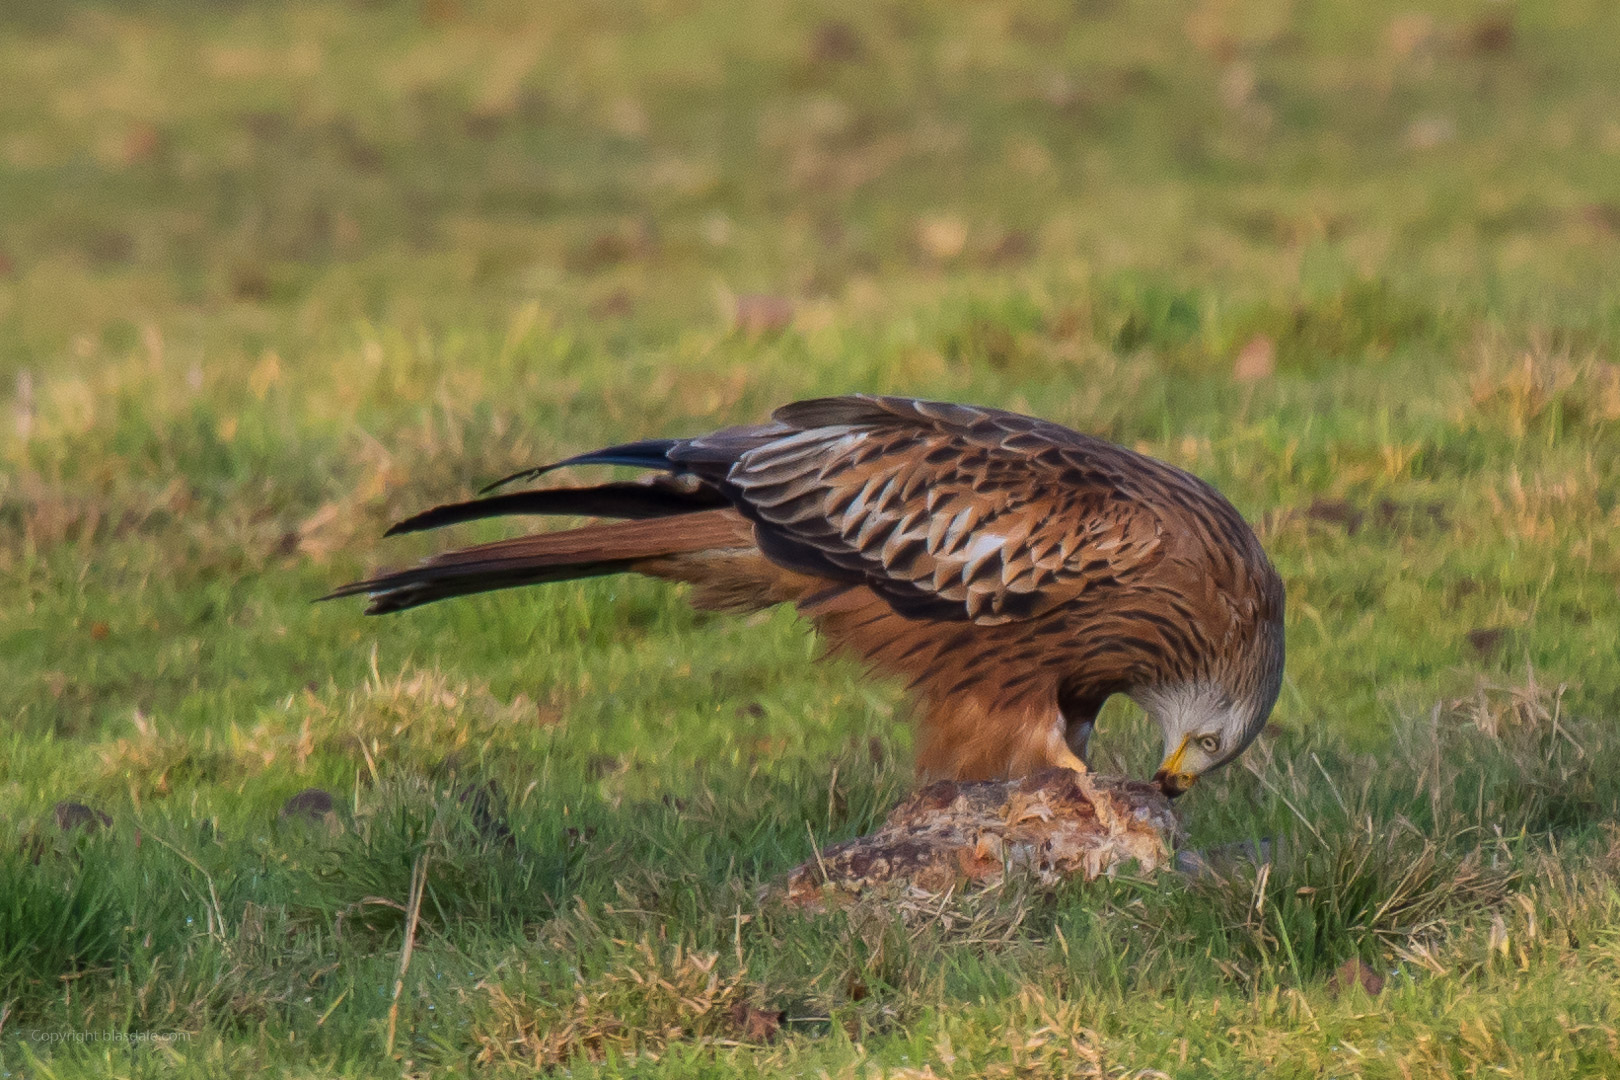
688, 395, 1172, 626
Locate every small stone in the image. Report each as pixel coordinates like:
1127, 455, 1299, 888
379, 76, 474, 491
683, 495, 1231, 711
457, 780, 514, 845
810, 20, 864, 64
1304, 498, 1364, 535
54, 801, 112, 834
280, 788, 337, 823
1467, 15, 1514, 55
1466, 627, 1509, 659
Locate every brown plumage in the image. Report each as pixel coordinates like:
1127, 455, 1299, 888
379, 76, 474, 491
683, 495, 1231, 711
326, 396, 1285, 792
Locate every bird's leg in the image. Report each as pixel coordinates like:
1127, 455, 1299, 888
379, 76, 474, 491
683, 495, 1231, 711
1064, 718, 1095, 769
1057, 688, 1108, 773
1049, 743, 1090, 775
915, 698, 1088, 780
1015, 712, 1089, 776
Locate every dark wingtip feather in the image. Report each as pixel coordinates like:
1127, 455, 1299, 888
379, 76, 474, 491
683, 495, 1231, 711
316, 578, 432, 614
361, 590, 426, 615
383, 502, 484, 537
478, 439, 683, 494
477, 465, 553, 496
383, 480, 729, 537
313, 581, 371, 604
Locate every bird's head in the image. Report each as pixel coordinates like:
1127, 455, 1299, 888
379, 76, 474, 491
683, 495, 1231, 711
1148, 705, 1244, 797
1134, 631, 1284, 797
1135, 685, 1268, 797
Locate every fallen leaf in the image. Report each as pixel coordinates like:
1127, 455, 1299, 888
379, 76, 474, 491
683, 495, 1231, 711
1233, 335, 1276, 382
915, 215, 967, 262
1328, 958, 1384, 997
1406, 115, 1456, 150
732, 294, 794, 335
121, 123, 163, 166
729, 1001, 784, 1042
1386, 13, 1441, 60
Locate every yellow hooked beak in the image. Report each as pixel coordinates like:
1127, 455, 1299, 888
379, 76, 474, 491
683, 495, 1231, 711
1153, 736, 1199, 798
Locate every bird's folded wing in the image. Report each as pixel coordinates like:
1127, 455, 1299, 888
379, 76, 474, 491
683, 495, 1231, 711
684, 395, 1169, 625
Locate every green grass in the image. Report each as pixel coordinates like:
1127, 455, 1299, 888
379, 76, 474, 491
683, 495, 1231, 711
4, 0, 1620, 1075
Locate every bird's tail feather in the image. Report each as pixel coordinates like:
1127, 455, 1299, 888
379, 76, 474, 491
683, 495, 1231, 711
383, 478, 728, 537
479, 438, 682, 493
323, 509, 751, 614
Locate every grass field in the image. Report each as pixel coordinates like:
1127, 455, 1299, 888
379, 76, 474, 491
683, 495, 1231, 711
4, 0, 1620, 1075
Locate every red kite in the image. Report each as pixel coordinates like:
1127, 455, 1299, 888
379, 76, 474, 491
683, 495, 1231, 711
328, 396, 1284, 794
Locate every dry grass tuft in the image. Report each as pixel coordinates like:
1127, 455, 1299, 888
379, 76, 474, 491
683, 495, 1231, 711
1446, 670, 1571, 745
93, 665, 543, 796
96, 710, 238, 799
981, 988, 1113, 1079
471, 941, 759, 1068
1469, 335, 1620, 437
1183, 811, 1519, 987
263, 664, 546, 778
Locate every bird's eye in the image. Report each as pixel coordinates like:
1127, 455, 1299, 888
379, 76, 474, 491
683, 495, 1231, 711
1197, 735, 1221, 755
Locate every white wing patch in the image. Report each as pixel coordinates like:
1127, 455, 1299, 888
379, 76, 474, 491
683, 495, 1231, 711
961, 532, 1005, 579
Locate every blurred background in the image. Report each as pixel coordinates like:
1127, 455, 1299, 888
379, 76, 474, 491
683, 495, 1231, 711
4, 0, 1618, 381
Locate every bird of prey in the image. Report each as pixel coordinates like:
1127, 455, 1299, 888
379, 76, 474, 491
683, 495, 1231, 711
327, 396, 1285, 795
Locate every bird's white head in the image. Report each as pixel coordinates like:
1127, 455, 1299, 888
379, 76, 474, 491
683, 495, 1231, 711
1135, 586, 1287, 796
1133, 667, 1282, 797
